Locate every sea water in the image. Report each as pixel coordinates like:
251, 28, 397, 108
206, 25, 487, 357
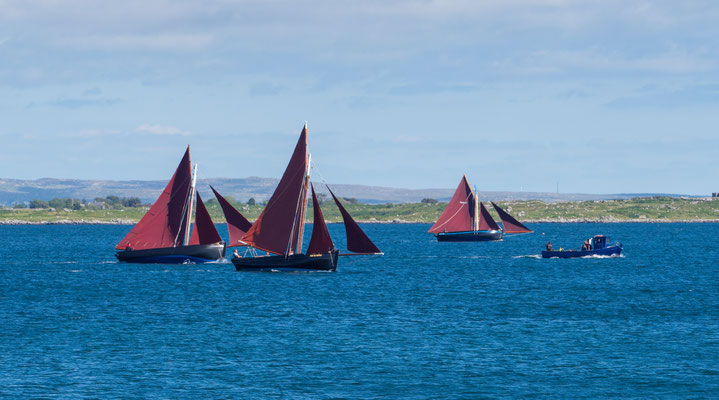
0, 223, 717, 398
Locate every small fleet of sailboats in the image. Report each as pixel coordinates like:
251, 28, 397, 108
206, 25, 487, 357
116, 124, 382, 270
428, 175, 532, 241
116, 124, 532, 268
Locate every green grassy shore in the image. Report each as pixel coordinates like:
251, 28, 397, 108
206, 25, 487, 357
2, 197, 719, 224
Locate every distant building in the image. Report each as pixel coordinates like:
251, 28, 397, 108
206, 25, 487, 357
713, 193, 719, 198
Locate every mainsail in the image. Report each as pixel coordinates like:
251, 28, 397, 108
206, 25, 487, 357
306, 184, 335, 254
189, 192, 222, 245
491, 202, 533, 233
428, 175, 475, 233
478, 202, 501, 231
210, 185, 252, 246
327, 186, 382, 254
115, 146, 193, 250
241, 126, 309, 255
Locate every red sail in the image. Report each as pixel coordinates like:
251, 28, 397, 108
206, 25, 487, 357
210, 186, 252, 247
477, 202, 501, 231
428, 175, 475, 233
241, 126, 308, 255
115, 147, 192, 250
306, 184, 335, 254
328, 186, 382, 254
189, 192, 222, 245
491, 202, 533, 234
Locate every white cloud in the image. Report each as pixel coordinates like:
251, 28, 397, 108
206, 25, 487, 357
136, 124, 192, 136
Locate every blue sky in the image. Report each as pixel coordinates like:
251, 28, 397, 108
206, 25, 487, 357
1, 0, 717, 195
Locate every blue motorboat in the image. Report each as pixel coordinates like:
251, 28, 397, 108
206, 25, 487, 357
542, 235, 622, 259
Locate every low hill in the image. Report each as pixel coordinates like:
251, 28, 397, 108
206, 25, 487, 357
0, 177, 699, 206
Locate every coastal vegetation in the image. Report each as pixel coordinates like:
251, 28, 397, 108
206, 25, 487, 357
15, 196, 145, 210
1, 196, 718, 224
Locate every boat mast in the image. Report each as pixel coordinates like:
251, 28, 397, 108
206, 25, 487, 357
474, 184, 479, 232
184, 163, 198, 246
294, 121, 310, 254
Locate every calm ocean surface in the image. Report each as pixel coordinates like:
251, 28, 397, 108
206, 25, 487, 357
1, 223, 717, 398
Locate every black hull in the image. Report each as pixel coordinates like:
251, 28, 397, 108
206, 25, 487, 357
435, 230, 503, 242
232, 250, 340, 271
116, 243, 226, 264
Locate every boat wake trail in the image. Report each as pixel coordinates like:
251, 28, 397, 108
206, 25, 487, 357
513, 254, 542, 259
206, 258, 231, 264
581, 254, 625, 259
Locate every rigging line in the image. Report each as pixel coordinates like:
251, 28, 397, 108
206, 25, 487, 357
297, 174, 310, 254
174, 173, 195, 247
286, 170, 308, 256
286, 157, 309, 256
286, 182, 305, 256
310, 163, 329, 186
430, 191, 474, 232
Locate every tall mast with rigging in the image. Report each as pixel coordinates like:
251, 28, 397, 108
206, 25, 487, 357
295, 151, 311, 254
473, 184, 479, 232
183, 163, 198, 246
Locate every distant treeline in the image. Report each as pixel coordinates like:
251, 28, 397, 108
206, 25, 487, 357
204, 197, 260, 207
204, 195, 360, 207
11, 194, 365, 210
13, 196, 145, 210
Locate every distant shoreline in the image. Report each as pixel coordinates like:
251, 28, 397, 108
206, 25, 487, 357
3, 196, 719, 225
2, 219, 718, 225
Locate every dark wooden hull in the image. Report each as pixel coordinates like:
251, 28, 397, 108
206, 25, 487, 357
542, 245, 622, 259
232, 250, 340, 271
116, 243, 226, 264
435, 230, 503, 242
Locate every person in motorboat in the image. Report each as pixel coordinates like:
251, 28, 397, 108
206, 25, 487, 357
233, 249, 240, 258
546, 241, 553, 251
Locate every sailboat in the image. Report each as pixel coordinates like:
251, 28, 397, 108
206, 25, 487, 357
115, 147, 226, 263
232, 124, 382, 271
428, 175, 532, 241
